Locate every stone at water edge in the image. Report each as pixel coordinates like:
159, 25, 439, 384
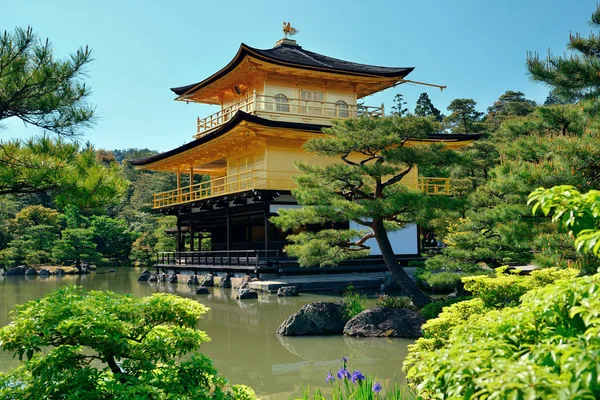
343, 307, 424, 338
4, 266, 28, 276
380, 272, 399, 293
196, 286, 210, 295
38, 269, 51, 276
55, 268, 66, 276
201, 274, 214, 287
218, 274, 232, 288
277, 286, 298, 297
187, 275, 200, 285
236, 288, 258, 300
25, 268, 38, 276
148, 273, 158, 282
138, 269, 152, 282
277, 301, 350, 336
167, 273, 178, 283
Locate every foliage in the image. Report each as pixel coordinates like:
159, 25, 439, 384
444, 98, 484, 134
271, 116, 459, 307
527, 5, 600, 101
376, 294, 415, 310
0, 286, 255, 399
342, 286, 367, 318
414, 93, 442, 122
416, 270, 468, 293
0, 27, 94, 137
51, 228, 102, 266
418, 296, 472, 321
462, 266, 579, 309
390, 93, 408, 116
89, 215, 137, 264
404, 272, 600, 399
529, 185, 600, 257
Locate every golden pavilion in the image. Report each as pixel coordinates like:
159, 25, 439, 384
129, 34, 480, 273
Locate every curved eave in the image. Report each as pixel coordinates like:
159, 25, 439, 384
128, 111, 328, 167
171, 43, 414, 98
128, 114, 484, 168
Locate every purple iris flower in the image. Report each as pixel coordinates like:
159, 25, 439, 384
326, 371, 335, 383
337, 368, 351, 380
351, 370, 365, 384
341, 357, 349, 363
372, 382, 383, 393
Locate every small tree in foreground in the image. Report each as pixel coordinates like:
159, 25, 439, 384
271, 116, 459, 308
0, 287, 255, 400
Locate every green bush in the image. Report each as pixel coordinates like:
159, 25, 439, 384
419, 296, 472, 320
463, 266, 579, 308
416, 270, 467, 293
0, 286, 255, 399
342, 286, 367, 318
404, 272, 600, 398
376, 294, 415, 310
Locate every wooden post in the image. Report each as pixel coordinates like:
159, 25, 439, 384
381, 102, 385, 117
176, 218, 182, 252
264, 200, 270, 252
252, 88, 257, 112
176, 171, 182, 203
189, 220, 195, 252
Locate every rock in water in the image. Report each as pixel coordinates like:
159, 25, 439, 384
277, 302, 349, 336
138, 270, 152, 282
38, 269, 51, 276
277, 286, 298, 297
380, 272, 398, 293
236, 289, 258, 300
5, 266, 28, 276
55, 268, 66, 276
25, 268, 38, 276
187, 275, 200, 285
148, 273, 158, 282
196, 286, 210, 295
218, 274, 231, 288
343, 307, 424, 338
201, 274, 214, 287
167, 273, 178, 283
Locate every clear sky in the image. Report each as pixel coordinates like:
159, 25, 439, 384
1, 0, 597, 152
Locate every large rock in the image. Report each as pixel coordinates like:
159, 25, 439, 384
5, 266, 28, 276
277, 301, 349, 336
25, 268, 38, 276
218, 274, 231, 288
201, 274, 214, 287
277, 286, 298, 297
55, 268, 66, 276
138, 270, 152, 282
38, 268, 51, 276
167, 273, 178, 283
187, 275, 200, 285
343, 307, 424, 338
380, 272, 399, 293
196, 286, 210, 295
236, 288, 258, 300
148, 273, 158, 282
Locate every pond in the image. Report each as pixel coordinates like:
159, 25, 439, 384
0, 268, 413, 399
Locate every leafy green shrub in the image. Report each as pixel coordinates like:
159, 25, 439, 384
416, 270, 468, 293
419, 296, 472, 320
463, 266, 579, 308
0, 286, 255, 399
376, 294, 415, 310
342, 286, 367, 318
404, 272, 600, 398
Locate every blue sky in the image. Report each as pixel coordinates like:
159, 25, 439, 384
1, 0, 597, 151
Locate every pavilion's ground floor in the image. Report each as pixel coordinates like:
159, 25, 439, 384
155, 190, 426, 275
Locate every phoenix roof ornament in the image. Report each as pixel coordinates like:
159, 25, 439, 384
282, 22, 299, 39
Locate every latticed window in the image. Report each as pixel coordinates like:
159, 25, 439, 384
274, 94, 289, 112
335, 100, 349, 118
300, 90, 324, 115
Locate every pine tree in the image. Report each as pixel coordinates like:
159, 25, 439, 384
414, 93, 443, 122
527, 5, 600, 100
391, 93, 409, 116
445, 99, 484, 134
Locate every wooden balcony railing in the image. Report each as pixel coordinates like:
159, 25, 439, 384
153, 172, 453, 209
417, 177, 452, 195
196, 92, 384, 137
153, 170, 297, 209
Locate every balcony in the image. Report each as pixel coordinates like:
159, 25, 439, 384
153, 172, 453, 209
196, 92, 384, 138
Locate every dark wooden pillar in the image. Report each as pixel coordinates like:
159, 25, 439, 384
189, 219, 195, 252
264, 200, 270, 252
226, 207, 231, 251
176, 217, 182, 252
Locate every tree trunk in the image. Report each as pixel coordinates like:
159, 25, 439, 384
372, 219, 432, 308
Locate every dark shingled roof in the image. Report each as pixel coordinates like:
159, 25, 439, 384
171, 43, 414, 96
128, 112, 483, 167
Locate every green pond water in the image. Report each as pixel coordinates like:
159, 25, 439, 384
0, 268, 412, 399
